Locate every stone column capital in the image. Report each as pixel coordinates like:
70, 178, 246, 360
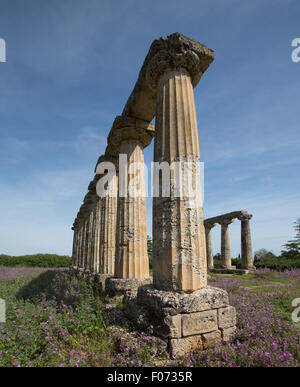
219, 219, 234, 226
107, 115, 155, 155
145, 32, 214, 91
88, 179, 97, 194
237, 212, 253, 221
83, 192, 97, 206
205, 222, 216, 230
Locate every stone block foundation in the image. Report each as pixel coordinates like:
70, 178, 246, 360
105, 277, 152, 302
126, 285, 236, 358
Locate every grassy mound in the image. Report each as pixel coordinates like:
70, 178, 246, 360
0, 254, 71, 268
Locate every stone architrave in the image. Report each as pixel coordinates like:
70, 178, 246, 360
220, 219, 234, 269
238, 213, 254, 270
108, 116, 154, 279
205, 223, 216, 270
145, 33, 214, 292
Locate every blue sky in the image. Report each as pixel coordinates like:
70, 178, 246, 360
0, 0, 299, 257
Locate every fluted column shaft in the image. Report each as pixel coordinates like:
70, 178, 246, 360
115, 139, 149, 279
75, 226, 80, 267
92, 199, 101, 273
87, 207, 95, 271
75, 225, 81, 267
83, 215, 89, 269
205, 223, 215, 270
99, 174, 118, 275
220, 220, 233, 269
239, 215, 253, 269
71, 227, 77, 267
152, 69, 207, 292
79, 221, 86, 268
75, 224, 80, 267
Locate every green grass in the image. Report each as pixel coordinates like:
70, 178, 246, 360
1, 267, 299, 367
0, 254, 71, 268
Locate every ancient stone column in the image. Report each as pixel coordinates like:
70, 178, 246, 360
92, 198, 101, 273
87, 208, 95, 271
238, 213, 254, 270
83, 214, 89, 270
71, 226, 77, 267
145, 34, 214, 292
108, 116, 154, 279
220, 220, 234, 269
82, 193, 96, 271
205, 223, 216, 270
79, 205, 90, 270
72, 221, 80, 268
98, 157, 119, 275
75, 222, 81, 268
78, 219, 84, 268
79, 218, 86, 268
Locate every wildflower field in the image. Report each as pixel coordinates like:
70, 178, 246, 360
0, 266, 299, 367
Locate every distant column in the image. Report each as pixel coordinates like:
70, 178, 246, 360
75, 223, 81, 267
108, 116, 154, 279
83, 213, 90, 270
220, 219, 234, 269
80, 218, 87, 268
87, 207, 95, 272
205, 223, 216, 270
92, 198, 101, 273
238, 213, 254, 270
99, 157, 119, 275
71, 226, 76, 267
78, 220, 84, 268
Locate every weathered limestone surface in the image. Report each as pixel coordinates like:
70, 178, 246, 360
137, 285, 229, 316
115, 140, 149, 278
218, 306, 236, 329
95, 273, 112, 292
98, 157, 118, 275
131, 284, 236, 358
170, 336, 203, 357
107, 115, 155, 156
202, 330, 222, 349
122, 32, 214, 122
221, 326, 237, 342
106, 277, 152, 297
149, 34, 213, 292
109, 116, 154, 279
182, 310, 218, 336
